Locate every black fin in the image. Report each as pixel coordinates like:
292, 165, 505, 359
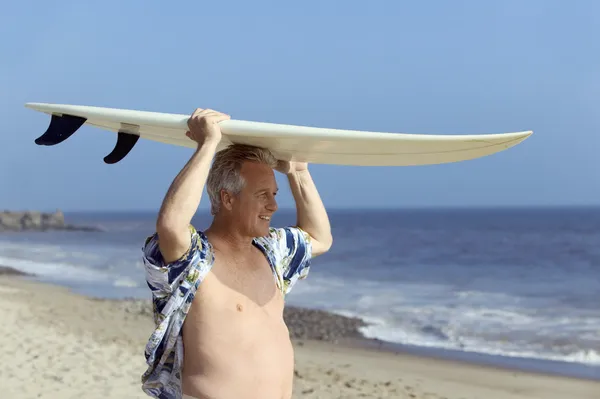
103, 132, 139, 164
34, 114, 87, 146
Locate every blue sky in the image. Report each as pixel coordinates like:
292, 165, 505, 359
1, 0, 599, 211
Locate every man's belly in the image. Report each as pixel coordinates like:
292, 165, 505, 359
181, 306, 295, 399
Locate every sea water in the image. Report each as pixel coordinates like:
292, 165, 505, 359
1, 207, 598, 379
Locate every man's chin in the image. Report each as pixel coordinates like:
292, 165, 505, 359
255, 225, 271, 237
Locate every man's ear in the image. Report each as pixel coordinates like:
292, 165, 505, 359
220, 190, 235, 211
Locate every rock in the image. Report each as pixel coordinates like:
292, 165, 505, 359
0, 210, 102, 232
283, 306, 368, 342
96, 299, 370, 344
0, 265, 34, 276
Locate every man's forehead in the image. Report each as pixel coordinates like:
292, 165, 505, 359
240, 162, 276, 185
240, 161, 273, 174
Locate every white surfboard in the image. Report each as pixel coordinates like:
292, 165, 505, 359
25, 102, 532, 166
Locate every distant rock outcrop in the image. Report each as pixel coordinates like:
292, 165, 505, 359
0, 265, 33, 276
0, 210, 101, 232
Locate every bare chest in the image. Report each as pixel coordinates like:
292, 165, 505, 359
181, 252, 294, 399
192, 247, 285, 317
182, 246, 290, 353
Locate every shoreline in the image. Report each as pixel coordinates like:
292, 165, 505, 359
1, 274, 598, 398
337, 337, 600, 382
3, 267, 599, 383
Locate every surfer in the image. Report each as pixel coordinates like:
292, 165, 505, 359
140, 108, 333, 399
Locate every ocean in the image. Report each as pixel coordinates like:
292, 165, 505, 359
1, 207, 599, 379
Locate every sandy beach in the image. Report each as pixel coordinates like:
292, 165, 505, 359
1, 274, 598, 399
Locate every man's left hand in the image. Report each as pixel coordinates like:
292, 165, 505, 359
275, 160, 308, 174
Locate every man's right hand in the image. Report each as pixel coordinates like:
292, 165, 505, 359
186, 108, 230, 146
156, 107, 230, 264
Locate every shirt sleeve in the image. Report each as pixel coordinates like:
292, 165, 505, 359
269, 226, 313, 293
141, 225, 206, 299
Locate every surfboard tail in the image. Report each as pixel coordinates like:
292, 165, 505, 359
103, 132, 139, 164
34, 114, 87, 146
33, 112, 140, 164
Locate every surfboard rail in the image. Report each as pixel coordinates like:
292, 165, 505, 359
25, 102, 533, 166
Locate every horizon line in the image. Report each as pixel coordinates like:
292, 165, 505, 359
6, 203, 599, 214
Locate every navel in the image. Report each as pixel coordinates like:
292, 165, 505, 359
236, 303, 243, 312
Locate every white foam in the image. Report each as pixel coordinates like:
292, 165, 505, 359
0, 255, 110, 283
357, 319, 600, 366
0, 241, 104, 265
287, 273, 600, 367
113, 277, 139, 288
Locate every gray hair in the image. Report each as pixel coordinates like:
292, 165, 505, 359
207, 144, 278, 215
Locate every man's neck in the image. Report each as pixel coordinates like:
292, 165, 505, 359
205, 217, 254, 253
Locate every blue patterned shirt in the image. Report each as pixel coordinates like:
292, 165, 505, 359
140, 224, 312, 399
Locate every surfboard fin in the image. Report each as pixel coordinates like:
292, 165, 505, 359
103, 132, 139, 164
34, 114, 87, 146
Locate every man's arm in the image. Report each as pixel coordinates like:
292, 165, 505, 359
155, 108, 229, 264
285, 166, 333, 257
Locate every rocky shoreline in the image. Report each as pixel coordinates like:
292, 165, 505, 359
0, 265, 34, 276
100, 297, 370, 343
0, 210, 101, 232
284, 306, 369, 342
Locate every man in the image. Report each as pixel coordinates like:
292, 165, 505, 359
140, 108, 333, 399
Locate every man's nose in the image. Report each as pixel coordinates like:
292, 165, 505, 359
267, 196, 278, 211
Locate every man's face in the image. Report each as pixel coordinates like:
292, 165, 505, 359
228, 161, 278, 237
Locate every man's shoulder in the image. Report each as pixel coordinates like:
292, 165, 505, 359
143, 225, 210, 261
257, 226, 312, 255
143, 224, 205, 247
257, 226, 312, 290
142, 224, 214, 287
259, 226, 294, 245
265, 225, 310, 239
